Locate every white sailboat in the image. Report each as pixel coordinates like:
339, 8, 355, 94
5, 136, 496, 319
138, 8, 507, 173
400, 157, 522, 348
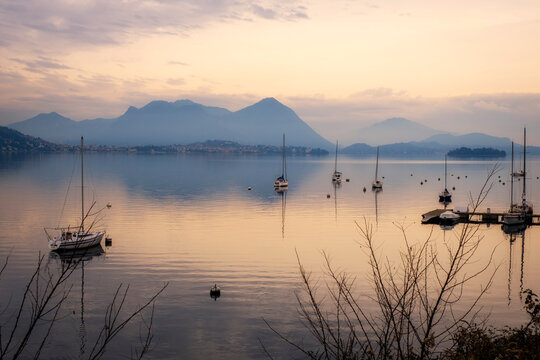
274, 133, 288, 190
502, 130, 533, 226
331, 140, 342, 183
46, 136, 105, 251
439, 154, 452, 203
372, 146, 383, 190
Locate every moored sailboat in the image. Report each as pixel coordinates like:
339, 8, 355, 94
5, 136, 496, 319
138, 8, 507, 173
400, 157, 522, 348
274, 133, 288, 190
439, 154, 452, 203
502, 129, 533, 226
372, 146, 383, 190
46, 136, 105, 251
331, 140, 342, 183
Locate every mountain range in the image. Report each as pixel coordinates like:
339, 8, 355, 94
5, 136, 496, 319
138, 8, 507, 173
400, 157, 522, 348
355, 117, 443, 145
7, 97, 539, 155
9, 98, 332, 149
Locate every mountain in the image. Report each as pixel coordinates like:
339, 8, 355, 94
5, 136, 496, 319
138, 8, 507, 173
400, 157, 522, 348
421, 133, 512, 147
9, 98, 332, 149
356, 117, 443, 145
10, 112, 80, 144
343, 135, 540, 156
342, 141, 450, 157
0, 126, 69, 152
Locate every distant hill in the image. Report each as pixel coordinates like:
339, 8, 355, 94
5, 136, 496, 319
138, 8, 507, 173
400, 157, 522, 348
9, 98, 333, 149
422, 133, 512, 147
343, 139, 540, 157
356, 118, 443, 145
0, 126, 69, 152
447, 147, 506, 158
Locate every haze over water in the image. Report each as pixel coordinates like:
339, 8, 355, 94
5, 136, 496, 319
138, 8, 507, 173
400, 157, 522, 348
1, 153, 539, 359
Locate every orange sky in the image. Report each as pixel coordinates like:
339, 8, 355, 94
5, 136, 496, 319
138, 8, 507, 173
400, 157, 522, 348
1, 0, 539, 142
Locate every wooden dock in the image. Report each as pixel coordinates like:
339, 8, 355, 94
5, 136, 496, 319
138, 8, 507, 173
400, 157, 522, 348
421, 208, 540, 225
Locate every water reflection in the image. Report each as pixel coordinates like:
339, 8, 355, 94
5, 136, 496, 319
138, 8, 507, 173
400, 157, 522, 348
278, 190, 287, 239
1, 154, 539, 359
503, 227, 527, 305
49, 245, 104, 358
333, 182, 340, 222
373, 188, 381, 225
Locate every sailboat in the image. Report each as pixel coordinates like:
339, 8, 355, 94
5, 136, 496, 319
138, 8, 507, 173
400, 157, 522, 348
502, 129, 533, 226
274, 133, 288, 190
372, 146, 383, 190
439, 155, 452, 203
517, 128, 533, 215
331, 141, 342, 183
46, 136, 106, 251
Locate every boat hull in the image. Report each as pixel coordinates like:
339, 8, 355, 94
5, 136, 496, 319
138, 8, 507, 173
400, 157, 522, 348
49, 231, 105, 251
501, 213, 526, 226
372, 181, 383, 189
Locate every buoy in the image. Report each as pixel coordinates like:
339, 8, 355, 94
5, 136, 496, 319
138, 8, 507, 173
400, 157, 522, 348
210, 284, 221, 300
248, 187, 252, 190
327, 194, 331, 198
363, 187, 366, 192
346, 178, 350, 182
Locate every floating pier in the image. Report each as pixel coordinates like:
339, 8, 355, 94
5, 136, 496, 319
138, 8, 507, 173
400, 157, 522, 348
422, 209, 540, 225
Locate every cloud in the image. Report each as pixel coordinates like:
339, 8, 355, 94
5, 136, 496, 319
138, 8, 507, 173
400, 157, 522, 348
168, 61, 189, 66
11, 57, 72, 73
0, 0, 310, 53
252, 4, 277, 19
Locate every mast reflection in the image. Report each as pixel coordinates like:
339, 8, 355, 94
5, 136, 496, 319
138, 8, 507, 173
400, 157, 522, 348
502, 225, 527, 305
49, 245, 105, 357
276, 190, 287, 239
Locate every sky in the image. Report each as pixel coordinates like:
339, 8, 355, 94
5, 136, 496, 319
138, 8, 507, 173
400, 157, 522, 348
1, 0, 540, 144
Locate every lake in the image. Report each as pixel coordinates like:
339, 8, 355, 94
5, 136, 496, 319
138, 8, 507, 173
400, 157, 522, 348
0, 153, 539, 359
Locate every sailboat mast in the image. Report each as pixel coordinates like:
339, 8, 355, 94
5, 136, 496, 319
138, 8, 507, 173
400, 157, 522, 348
511, 142, 514, 209
375, 146, 379, 181
334, 141, 338, 173
282, 133, 286, 179
81, 136, 84, 232
444, 154, 448, 189
522, 128, 526, 204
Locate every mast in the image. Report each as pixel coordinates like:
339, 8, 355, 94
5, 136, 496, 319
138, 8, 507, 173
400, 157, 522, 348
511, 141, 514, 209
334, 141, 338, 173
282, 133, 286, 179
375, 146, 379, 181
522, 128, 526, 204
81, 136, 84, 232
444, 154, 448, 190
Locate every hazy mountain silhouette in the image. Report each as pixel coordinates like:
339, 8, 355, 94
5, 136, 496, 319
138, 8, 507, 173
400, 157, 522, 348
357, 117, 443, 145
421, 132, 512, 147
9, 98, 332, 149
343, 131, 540, 156
0, 125, 68, 152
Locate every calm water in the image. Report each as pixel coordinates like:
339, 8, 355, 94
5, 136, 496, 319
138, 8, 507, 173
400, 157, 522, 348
0, 153, 539, 359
